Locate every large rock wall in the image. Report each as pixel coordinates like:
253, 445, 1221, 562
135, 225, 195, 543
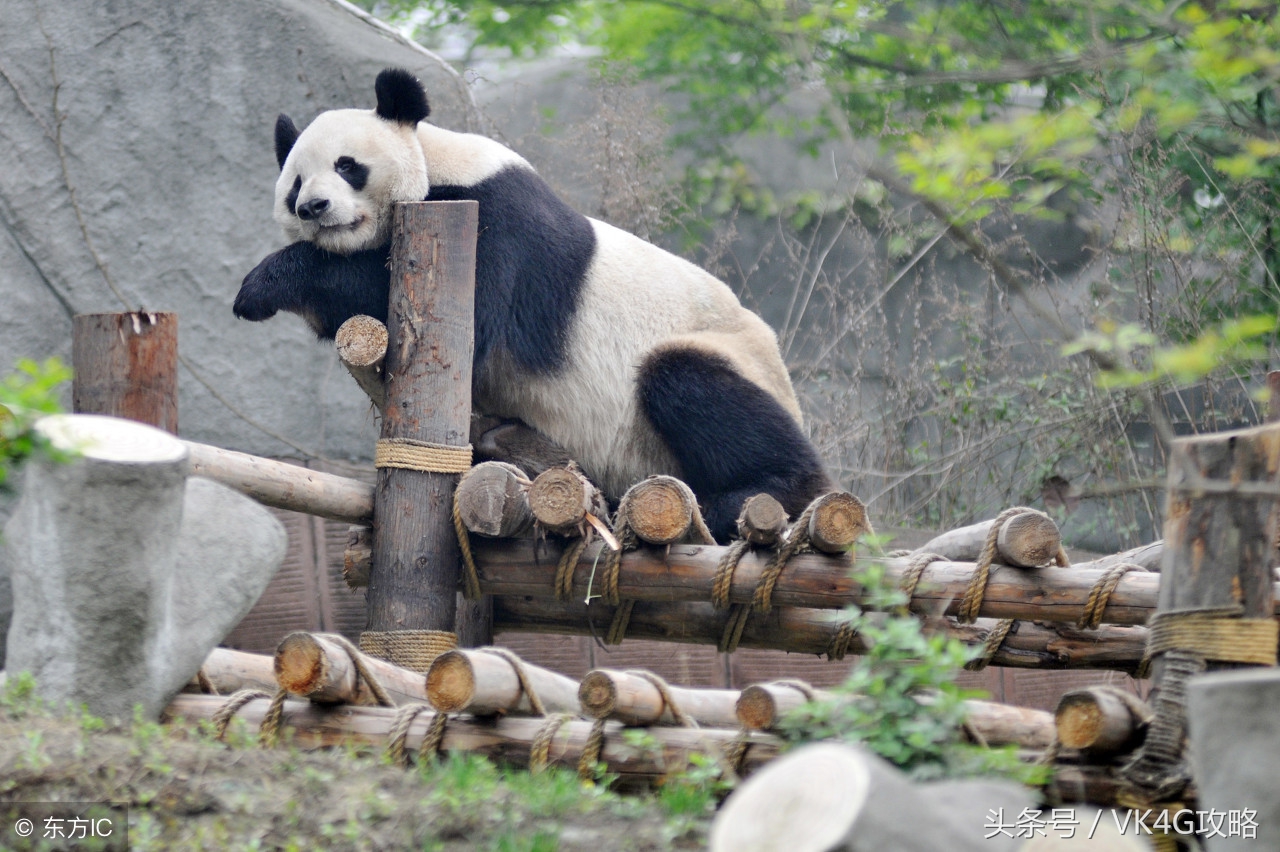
0, 0, 476, 461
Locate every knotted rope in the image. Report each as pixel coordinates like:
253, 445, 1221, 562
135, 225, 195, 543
478, 647, 549, 716
1078, 562, 1146, 630
374, 437, 472, 473
359, 629, 457, 674
529, 713, 575, 774
210, 688, 290, 747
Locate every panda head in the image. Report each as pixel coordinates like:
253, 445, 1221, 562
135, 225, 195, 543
272, 68, 432, 255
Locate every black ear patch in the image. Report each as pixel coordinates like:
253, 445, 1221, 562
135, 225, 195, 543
275, 114, 299, 170
374, 68, 430, 125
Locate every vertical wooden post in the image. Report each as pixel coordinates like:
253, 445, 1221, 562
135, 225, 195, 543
364, 201, 478, 653
1123, 421, 1280, 797
71, 312, 178, 433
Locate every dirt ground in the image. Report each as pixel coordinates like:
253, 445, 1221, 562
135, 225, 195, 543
0, 691, 712, 852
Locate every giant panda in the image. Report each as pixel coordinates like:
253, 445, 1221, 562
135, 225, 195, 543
234, 68, 833, 542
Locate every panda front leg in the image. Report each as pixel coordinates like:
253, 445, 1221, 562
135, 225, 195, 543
234, 241, 393, 340
636, 347, 834, 544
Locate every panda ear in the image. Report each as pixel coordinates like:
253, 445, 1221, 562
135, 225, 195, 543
374, 68, 430, 126
274, 114, 299, 170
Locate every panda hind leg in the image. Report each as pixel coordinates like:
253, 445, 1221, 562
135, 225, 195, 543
636, 347, 833, 544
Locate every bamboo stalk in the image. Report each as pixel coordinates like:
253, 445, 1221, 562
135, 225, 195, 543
578, 668, 741, 727
164, 694, 781, 782
492, 596, 1149, 672
273, 632, 429, 706
425, 648, 581, 715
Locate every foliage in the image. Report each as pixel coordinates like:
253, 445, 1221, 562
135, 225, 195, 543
778, 560, 1045, 785
0, 357, 73, 493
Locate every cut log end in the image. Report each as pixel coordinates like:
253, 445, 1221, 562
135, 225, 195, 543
737, 494, 788, 546
274, 633, 327, 696
424, 649, 479, 713
1054, 687, 1147, 753
625, 476, 697, 544
528, 467, 593, 533
456, 461, 534, 538
807, 492, 869, 553
335, 315, 389, 368
997, 511, 1063, 567
735, 685, 781, 731
577, 670, 619, 719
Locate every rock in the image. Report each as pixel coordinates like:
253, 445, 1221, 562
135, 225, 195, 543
709, 741, 1034, 852
1187, 667, 1279, 850
4, 414, 285, 720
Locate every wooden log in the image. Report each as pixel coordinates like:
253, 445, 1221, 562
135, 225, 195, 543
424, 648, 581, 716
736, 682, 831, 731
164, 694, 782, 782
527, 466, 605, 535
734, 683, 1053, 748
471, 415, 573, 480
334, 314, 388, 412
1075, 541, 1163, 573
72, 311, 178, 433
916, 510, 1063, 568
621, 475, 709, 545
492, 596, 1150, 672
1054, 687, 1149, 754
578, 668, 741, 727
185, 647, 278, 695
470, 538, 1164, 626
184, 441, 374, 526
273, 632, 430, 706
737, 493, 788, 545
366, 201, 478, 636
805, 492, 869, 554
455, 461, 535, 538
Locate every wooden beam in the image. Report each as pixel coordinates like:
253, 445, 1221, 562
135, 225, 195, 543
183, 441, 374, 526
470, 538, 1161, 626
425, 648, 581, 716
492, 596, 1150, 672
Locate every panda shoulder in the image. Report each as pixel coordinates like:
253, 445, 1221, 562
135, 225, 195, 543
416, 123, 532, 186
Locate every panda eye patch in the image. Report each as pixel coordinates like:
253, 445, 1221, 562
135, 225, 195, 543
334, 156, 369, 191
285, 175, 301, 215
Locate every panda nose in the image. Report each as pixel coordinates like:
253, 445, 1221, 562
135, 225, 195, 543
296, 198, 330, 221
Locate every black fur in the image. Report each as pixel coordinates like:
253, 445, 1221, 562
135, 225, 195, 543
235, 164, 595, 377
637, 348, 833, 542
374, 68, 430, 125
275, 114, 299, 169
429, 166, 594, 373
284, 176, 301, 216
335, 156, 370, 191
234, 242, 391, 339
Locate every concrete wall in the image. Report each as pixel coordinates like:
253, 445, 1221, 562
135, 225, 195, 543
0, 0, 476, 462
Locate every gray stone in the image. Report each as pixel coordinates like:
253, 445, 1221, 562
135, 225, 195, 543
4, 414, 286, 720
0, 0, 477, 463
710, 741, 1034, 852
1186, 667, 1279, 850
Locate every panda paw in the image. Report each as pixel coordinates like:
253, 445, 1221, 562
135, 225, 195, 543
233, 251, 289, 322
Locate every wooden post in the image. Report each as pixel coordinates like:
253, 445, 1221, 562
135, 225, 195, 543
72, 311, 178, 433
1124, 421, 1280, 797
365, 201, 479, 650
